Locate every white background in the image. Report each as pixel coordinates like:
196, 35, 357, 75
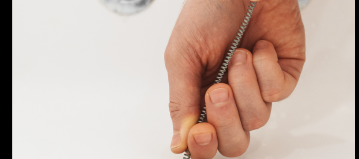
13, 0, 355, 159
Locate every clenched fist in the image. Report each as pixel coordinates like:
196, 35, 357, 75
165, 0, 305, 158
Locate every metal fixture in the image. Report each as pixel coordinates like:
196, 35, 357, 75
298, 0, 311, 10
100, 0, 153, 15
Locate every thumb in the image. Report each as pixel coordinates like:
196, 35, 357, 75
165, 46, 203, 154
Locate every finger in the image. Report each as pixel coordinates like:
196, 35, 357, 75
252, 40, 303, 102
188, 123, 218, 159
228, 49, 272, 131
206, 83, 250, 157
165, 48, 203, 153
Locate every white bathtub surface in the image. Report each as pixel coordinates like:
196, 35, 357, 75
13, 0, 355, 159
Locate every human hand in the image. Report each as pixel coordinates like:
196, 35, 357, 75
165, 0, 305, 158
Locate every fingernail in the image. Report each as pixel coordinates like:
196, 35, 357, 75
209, 88, 229, 104
233, 50, 248, 65
170, 132, 181, 149
194, 133, 212, 146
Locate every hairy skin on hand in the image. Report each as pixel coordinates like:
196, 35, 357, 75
165, 0, 304, 114
166, 0, 304, 87
165, 0, 305, 155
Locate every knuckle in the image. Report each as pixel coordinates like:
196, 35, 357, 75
168, 101, 199, 121
252, 54, 273, 63
169, 102, 182, 121
260, 80, 286, 102
243, 116, 270, 131
220, 138, 250, 157
262, 88, 282, 102
221, 149, 247, 158
165, 38, 206, 75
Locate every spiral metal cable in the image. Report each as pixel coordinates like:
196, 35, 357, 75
215, 2, 257, 84
183, 2, 257, 159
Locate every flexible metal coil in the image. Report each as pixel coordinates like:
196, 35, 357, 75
215, 2, 257, 84
197, 107, 207, 123
183, 2, 257, 159
183, 150, 191, 159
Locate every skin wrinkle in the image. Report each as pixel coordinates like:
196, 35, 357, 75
239, 111, 269, 130
182, 38, 202, 72
199, 6, 226, 71
280, 58, 305, 72
261, 84, 285, 101
190, 21, 211, 70
165, 0, 305, 157
205, 2, 240, 62
169, 101, 184, 120
170, 21, 204, 78
283, 72, 299, 92
253, 55, 278, 63
175, 34, 204, 80
280, 60, 304, 81
267, 42, 304, 61
269, 37, 301, 57
246, 103, 271, 129
264, 0, 286, 15
276, 35, 303, 53
192, 11, 235, 83
169, 85, 201, 124
209, 0, 225, 10
181, 4, 225, 78
185, 20, 220, 85
278, 49, 306, 60
244, 1, 303, 56
169, 101, 199, 117
209, 101, 245, 129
